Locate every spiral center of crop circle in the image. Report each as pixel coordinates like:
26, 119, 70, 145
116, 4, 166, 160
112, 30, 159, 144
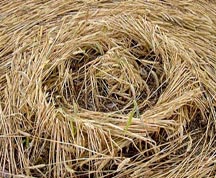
70, 44, 166, 113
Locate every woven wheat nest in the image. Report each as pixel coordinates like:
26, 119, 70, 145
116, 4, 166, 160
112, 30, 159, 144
0, 0, 216, 177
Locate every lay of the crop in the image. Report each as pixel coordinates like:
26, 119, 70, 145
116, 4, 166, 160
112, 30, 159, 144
0, 0, 216, 177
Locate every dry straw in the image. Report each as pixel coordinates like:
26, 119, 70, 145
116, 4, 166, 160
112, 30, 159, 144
0, 0, 216, 177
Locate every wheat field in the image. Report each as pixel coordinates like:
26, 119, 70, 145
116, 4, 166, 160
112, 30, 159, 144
0, 0, 216, 177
